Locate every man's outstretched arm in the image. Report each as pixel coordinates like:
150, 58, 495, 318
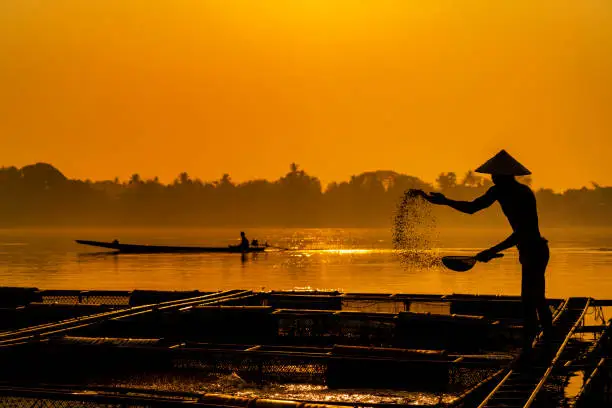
476, 233, 518, 261
410, 187, 497, 214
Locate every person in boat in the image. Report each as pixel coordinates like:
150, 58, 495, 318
251, 239, 259, 247
238, 231, 249, 251
410, 150, 552, 351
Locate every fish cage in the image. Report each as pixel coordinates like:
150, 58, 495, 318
0, 287, 609, 407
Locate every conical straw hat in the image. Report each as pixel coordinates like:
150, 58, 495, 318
475, 150, 531, 175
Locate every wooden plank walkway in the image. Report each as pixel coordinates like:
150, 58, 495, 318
477, 297, 590, 408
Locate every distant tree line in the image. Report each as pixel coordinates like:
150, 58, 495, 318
0, 162, 610, 227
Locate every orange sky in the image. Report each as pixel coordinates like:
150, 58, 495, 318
1, 1, 610, 191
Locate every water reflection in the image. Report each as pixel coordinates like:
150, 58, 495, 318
312, 249, 378, 254
101, 373, 455, 406
0, 228, 610, 298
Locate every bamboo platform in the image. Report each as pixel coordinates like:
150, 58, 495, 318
0, 287, 609, 407
476, 297, 591, 407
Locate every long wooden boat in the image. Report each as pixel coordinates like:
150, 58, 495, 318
75, 240, 267, 254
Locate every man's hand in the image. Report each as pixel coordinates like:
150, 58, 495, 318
423, 192, 447, 205
475, 249, 498, 263
406, 189, 425, 198
406, 190, 447, 205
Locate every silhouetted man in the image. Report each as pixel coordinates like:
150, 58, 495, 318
411, 150, 552, 351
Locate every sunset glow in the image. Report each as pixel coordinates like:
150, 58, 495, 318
1, 1, 610, 190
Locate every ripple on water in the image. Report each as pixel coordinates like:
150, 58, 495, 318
99, 372, 458, 406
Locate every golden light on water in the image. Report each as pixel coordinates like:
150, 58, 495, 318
309, 249, 377, 255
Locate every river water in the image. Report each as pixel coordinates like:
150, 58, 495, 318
0, 227, 611, 299
1, 226, 610, 405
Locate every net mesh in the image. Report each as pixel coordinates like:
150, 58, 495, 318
0, 396, 145, 408
42, 295, 129, 306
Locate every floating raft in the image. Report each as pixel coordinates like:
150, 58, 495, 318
0, 287, 609, 407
